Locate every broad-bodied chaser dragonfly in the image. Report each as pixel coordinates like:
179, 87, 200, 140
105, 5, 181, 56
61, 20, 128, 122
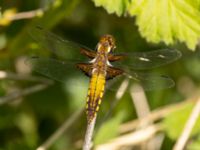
27, 27, 181, 123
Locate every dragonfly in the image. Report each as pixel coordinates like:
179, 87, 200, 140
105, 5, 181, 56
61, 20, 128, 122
27, 27, 181, 124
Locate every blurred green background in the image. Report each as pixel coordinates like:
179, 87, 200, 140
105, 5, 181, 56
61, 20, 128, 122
1, 0, 200, 150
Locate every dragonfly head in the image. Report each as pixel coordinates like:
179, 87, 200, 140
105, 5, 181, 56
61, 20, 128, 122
97, 34, 116, 53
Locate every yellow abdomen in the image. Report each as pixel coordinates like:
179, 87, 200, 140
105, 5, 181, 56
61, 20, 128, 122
86, 73, 106, 123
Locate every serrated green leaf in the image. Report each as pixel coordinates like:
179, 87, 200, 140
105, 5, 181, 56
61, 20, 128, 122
163, 102, 200, 140
94, 112, 124, 145
128, 0, 200, 50
92, 0, 130, 16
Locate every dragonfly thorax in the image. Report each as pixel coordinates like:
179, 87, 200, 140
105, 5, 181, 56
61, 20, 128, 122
97, 34, 116, 53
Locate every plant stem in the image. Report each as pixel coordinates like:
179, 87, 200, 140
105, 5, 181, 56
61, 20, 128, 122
173, 97, 200, 150
83, 116, 97, 150
37, 108, 84, 150
0, 84, 50, 105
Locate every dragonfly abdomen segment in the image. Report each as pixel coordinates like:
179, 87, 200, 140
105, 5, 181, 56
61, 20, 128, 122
86, 73, 106, 123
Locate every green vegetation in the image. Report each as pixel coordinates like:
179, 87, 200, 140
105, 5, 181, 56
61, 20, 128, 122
0, 0, 200, 150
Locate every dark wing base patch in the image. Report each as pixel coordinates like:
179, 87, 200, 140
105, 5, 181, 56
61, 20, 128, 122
106, 66, 124, 80
108, 54, 126, 62
80, 48, 96, 59
76, 63, 93, 77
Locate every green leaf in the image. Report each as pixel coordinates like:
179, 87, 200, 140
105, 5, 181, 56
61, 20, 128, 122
7, 0, 80, 58
187, 136, 200, 150
92, 0, 130, 16
94, 112, 124, 145
187, 138, 200, 150
128, 0, 200, 50
163, 102, 200, 140
185, 0, 200, 9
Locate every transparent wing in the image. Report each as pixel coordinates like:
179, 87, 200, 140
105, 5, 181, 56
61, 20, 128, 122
26, 57, 175, 92
30, 26, 96, 61
106, 70, 175, 92
25, 57, 89, 83
28, 27, 179, 91
114, 49, 181, 70
30, 27, 181, 70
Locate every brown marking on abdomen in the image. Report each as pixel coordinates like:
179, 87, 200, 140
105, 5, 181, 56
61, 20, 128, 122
86, 73, 106, 123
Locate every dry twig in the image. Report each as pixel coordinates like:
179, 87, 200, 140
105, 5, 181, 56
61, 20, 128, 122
37, 108, 84, 150
0, 84, 50, 105
0, 70, 52, 83
130, 84, 158, 150
1, 9, 43, 21
95, 124, 161, 150
0, 71, 53, 105
119, 98, 196, 133
83, 117, 97, 150
95, 97, 199, 150
173, 97, 200, 150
